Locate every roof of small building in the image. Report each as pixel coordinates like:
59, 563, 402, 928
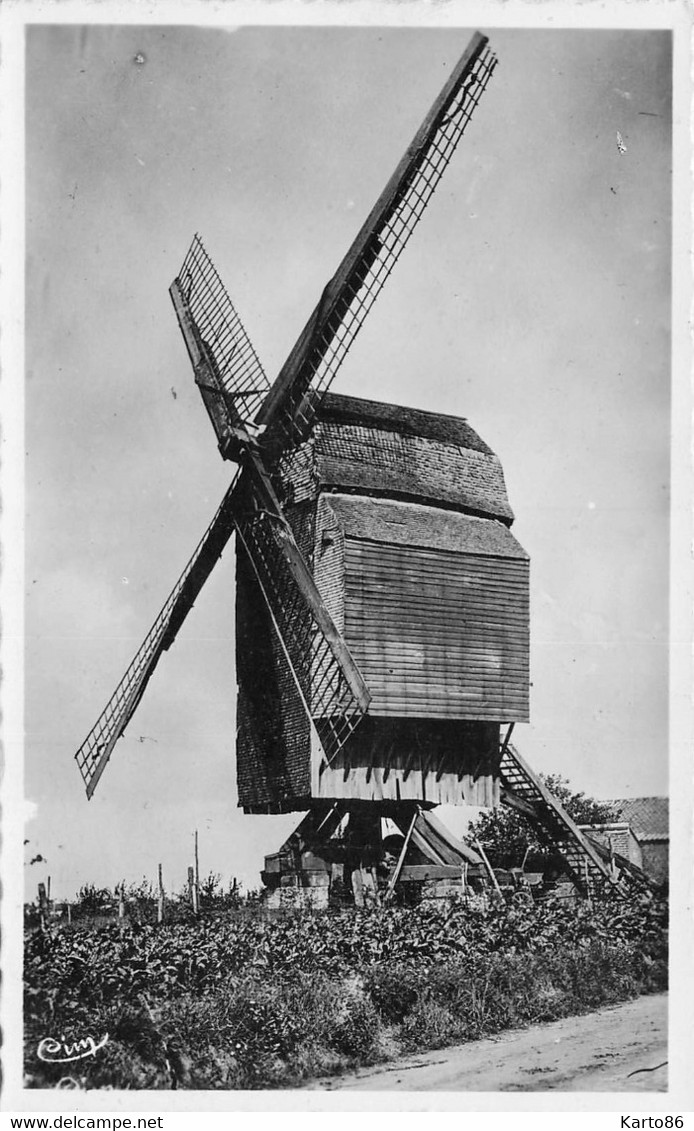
608, 797, 669, 843
318, 393, 494, 454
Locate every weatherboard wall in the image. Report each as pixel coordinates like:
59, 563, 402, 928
320, 494, 530, 723
311, 715, 503, 807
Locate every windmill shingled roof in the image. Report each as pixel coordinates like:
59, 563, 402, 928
318, 393, 494, 454
609, 797, 669, 842
325, 494, 528, 558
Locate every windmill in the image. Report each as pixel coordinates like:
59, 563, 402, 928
73, 32, 644, 903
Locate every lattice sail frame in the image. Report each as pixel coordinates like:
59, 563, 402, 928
75, 477, 240, 798
263, 41, 498, 453
175, 234, 271, 428
235, 508, 365, 764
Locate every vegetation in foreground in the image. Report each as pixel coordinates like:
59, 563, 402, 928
25, 889, 667, 1090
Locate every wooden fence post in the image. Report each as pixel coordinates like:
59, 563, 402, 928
157, 864, 165, 924
38, 882, 48, 933
187, 866, 198, 914
194, 830, 200, 911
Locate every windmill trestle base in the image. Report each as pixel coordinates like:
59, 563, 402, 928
260, 801, 488, 908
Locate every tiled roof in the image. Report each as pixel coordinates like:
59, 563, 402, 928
306, 394, 515, 523
608, 797, 669, 842
318, 393, 493, 453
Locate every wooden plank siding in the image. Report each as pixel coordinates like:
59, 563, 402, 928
314, 759, 502, 808
343, 537, 529, 721
310, 712, 503, 808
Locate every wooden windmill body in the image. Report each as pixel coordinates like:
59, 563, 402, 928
237, 392, 529, 817
74, 32, 642, 900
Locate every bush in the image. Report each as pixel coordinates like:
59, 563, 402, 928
365, 964, 420, 1023
400, 1000, 461, 1050
331, 991, 380, 1060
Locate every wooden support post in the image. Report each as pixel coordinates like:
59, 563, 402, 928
47, 876, 51, 916
118, 885, 125, 925
462, 861, 469, 895
384, 808, 418, 903
157, 864, 164, 924
474, 838, 503, 899
66, 901, 72, 926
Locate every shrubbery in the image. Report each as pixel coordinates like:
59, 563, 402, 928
24, 891, 667, 1090
467, 774, 622, 871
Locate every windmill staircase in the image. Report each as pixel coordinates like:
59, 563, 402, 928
498, 741, 653, 897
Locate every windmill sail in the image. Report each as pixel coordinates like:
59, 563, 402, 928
236, 489, 370, 765
170, 235, 271, 455
258, 32, 497, 452
74, 478, 240, 798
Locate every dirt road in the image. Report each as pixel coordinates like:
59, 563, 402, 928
312, 993, 667, 1092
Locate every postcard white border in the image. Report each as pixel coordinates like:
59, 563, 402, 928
2, 0, 692, 1116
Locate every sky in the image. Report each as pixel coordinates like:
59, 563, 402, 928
21, 19, 674, 899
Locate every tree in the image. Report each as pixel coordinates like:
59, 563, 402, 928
467, 774, 619, 870
199, 871, 223, 904
75, 882, 114, 912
